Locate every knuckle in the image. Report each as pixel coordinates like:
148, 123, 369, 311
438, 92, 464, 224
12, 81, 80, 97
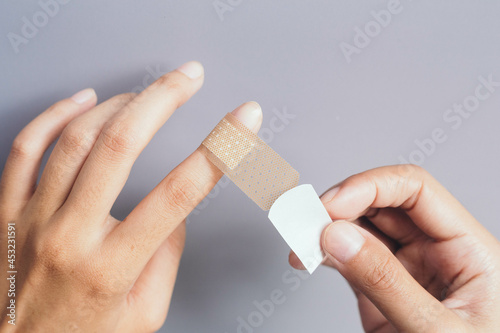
112, 92, 136, 106
381, 172, 409, 195
396, 164, 427, 181
160, 174, 201, 215
408, 164, 426, 174
34, 238, 73, 275
10, 136, 35, 160
81, 261, 136, 304
34, 237, 125, 302
83, 269, 121, 301
363, 256, 400, 292
392, 164, 429, 208
60, 125, 96, 155
149, 74, 188, 107
100, 121, 139, 156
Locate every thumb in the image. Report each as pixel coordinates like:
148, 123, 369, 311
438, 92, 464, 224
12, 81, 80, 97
322, 221, 455, 332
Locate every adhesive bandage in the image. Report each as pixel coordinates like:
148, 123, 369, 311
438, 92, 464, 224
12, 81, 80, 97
201, 113, 332, 273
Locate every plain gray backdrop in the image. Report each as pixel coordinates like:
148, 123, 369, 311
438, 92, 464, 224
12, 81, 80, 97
1, 1, 499, 332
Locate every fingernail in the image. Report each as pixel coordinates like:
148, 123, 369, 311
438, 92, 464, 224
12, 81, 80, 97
324, 222, 365, 263
177, 61, 204, 79
231, 101, 263, 132
321, 186, 340, 203
71, 88, 95, 104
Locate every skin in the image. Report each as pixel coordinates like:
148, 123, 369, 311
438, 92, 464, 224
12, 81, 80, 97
0, 61, 263, 332
290, 165, 500, 332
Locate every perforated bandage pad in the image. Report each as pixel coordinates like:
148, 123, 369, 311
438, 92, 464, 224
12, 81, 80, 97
200, 113, 300, 210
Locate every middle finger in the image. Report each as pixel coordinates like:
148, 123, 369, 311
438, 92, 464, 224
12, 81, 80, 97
62, 61, 204, 225
30, 93, 135, 219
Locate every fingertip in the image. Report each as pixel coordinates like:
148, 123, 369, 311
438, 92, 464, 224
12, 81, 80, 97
70, 88, 97, 105
320, 185, 340, 204
288, 251, 306, 270
231, 101, 263, 133
322, 221, 366, 264
176, 61, 204, 80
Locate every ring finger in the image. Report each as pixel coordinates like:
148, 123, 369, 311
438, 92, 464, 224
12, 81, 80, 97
29, 93, 136, 219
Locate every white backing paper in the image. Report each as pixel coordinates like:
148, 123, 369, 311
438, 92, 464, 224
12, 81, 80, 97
268, 184, 332, 273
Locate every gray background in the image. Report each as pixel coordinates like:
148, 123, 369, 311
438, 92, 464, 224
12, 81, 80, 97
1, 1, 500, 332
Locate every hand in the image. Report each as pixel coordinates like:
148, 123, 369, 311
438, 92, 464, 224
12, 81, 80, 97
0, 61, 263, 332
290, 165, 500, 332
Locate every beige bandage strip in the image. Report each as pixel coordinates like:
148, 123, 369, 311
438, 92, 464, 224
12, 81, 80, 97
201, 113, 331, 274
200, 113, 299, 210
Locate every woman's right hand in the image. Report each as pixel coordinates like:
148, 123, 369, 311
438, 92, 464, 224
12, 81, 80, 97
291, 165, 500, 332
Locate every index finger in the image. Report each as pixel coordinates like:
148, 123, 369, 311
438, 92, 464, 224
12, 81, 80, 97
321, 165, 485, 241
104, 102, 263, 279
